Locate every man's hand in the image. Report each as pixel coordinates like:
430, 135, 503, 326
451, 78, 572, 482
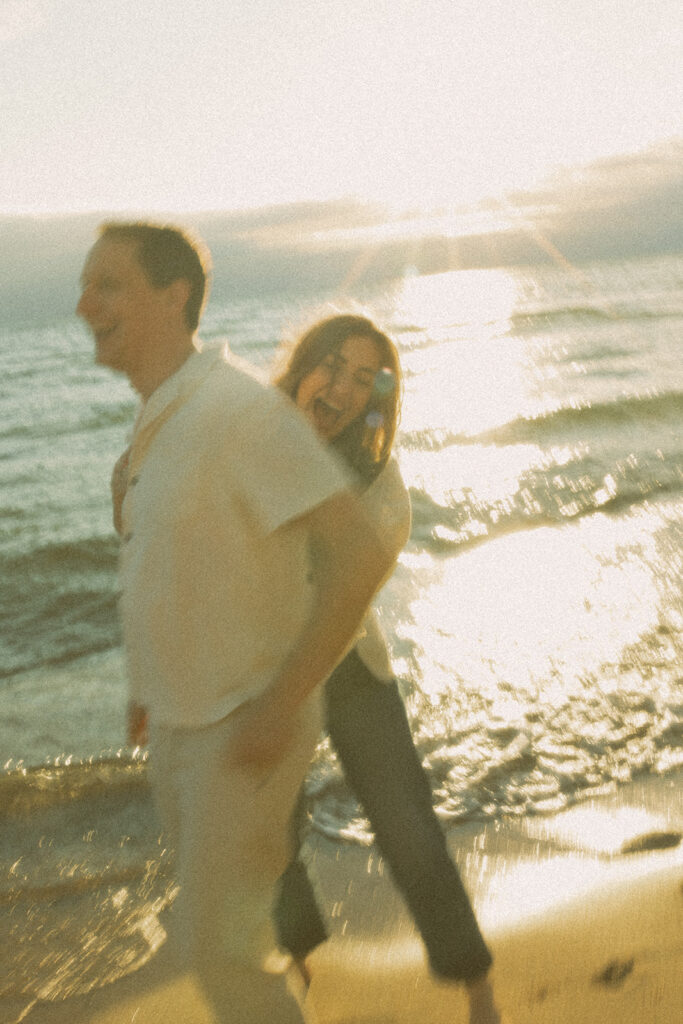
127, 701, 149, 747
224, 693, 296, 774
111, 447, 131, 536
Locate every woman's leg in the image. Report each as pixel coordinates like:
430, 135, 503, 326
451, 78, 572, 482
273, 758, 328, 959
325, 649, 493, 983
274, 854, 328, 960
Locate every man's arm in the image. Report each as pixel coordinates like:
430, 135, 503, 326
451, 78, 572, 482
225, 489, 395, 770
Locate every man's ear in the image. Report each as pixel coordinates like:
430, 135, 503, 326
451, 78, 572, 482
167, 278, 192, 321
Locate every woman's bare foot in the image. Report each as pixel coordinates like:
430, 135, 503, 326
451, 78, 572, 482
293, 956, 312, 989
466, 973, 503, 1024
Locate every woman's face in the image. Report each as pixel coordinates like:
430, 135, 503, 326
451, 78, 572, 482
295, 334, 382, 441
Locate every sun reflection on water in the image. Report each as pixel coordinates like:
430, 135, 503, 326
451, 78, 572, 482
372, 261, 682, 815
398, 442, 583, 515
396, 267, 520, 337
392, 268, 555, 440
402, 511, 662, 704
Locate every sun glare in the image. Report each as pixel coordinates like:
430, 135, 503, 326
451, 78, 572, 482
397, 268, 520, 335
404, 512, 661, 703
391, 268, 538, 441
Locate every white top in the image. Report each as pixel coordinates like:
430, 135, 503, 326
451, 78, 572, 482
118, 344, 350, 728
354, 456, 412, 680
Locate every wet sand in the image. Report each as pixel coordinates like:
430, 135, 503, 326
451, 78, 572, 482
8, 772, 683, 1024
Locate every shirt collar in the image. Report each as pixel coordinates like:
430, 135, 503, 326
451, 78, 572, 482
134, 342, 225, 435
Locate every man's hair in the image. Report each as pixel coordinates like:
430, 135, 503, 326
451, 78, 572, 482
274, 314, 402, 487
98, 221, 210, 331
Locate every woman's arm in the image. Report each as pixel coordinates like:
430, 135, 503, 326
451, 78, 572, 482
360, 457, 411, 579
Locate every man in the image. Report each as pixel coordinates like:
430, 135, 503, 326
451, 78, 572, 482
77, 222, 392, 1023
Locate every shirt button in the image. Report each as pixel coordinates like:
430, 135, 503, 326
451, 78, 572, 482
123, 532, 134, 543
129, 475, 140, 486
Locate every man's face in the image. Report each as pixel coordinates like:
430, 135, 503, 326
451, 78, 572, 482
76, 237, 171, 375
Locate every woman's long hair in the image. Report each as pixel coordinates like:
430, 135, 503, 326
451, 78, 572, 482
274, 314, 402, 487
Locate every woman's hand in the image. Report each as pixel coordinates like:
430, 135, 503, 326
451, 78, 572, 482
127, 701, 149, 747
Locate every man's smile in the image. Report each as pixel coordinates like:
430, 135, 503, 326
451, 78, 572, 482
92, 324, 118, 344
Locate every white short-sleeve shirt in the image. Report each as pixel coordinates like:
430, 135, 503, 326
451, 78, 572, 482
118, 344, 350, 728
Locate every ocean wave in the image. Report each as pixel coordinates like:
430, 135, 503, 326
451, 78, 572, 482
4, 535, 119, 575
479, 391, 683, 445
0, 402, 134, 443
0, 758, 161, 903
0, 756, 147, 819
0, 756, 173, 1009
399, 392, 683, 455
2, 698, 681, 858
408, 459, 683, 555
553, 343, 636, 365
6, 731, 679, 861
508, 305, 683, 334
448, 392, 682, 450
308, 684, 683, 840
0, 537, 120, 677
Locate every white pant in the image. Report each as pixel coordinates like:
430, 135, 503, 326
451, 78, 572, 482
149, 694, 323, 1024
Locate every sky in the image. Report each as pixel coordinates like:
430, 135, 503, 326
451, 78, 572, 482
2, 0, 681, 220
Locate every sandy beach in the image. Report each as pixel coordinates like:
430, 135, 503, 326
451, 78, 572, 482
5, 770, 681, 1024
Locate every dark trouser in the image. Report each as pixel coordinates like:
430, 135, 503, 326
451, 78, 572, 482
274, 649, 493, 982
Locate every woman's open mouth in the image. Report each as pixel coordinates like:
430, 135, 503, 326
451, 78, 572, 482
312, 397, 344, 436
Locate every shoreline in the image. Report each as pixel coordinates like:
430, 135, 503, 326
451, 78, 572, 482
5, 768, 682, 1023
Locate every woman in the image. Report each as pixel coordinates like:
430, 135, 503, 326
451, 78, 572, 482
272, 314, 503, 1023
